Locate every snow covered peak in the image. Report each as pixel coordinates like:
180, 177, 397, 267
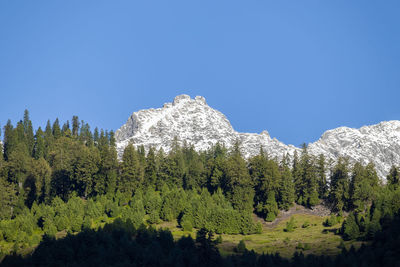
115, 95, 400, 179
172, 94, 191, 105
308, 120, 400, 178
115, 95, 237, 156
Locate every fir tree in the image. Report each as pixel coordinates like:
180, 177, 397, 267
387, 166, 399, 190
44, 120, 54, 159
316, 154, 328, 199
295, 144, 319, 207
264, 191, 279, 222
225, 141, 254, 212
120, 144, 144, 195
144, 147, 157, 189
72, 115, 80, 137
93, 127, 99, 145
23, 109, 35, 156
61, 121, 72, 137
34, 127, 45, 159
3, 119, 15, 160
278, 155, 295, 210
52, 118, 62, 139
329, 157, 350, 212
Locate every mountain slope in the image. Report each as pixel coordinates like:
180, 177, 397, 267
115, 95, 400, 179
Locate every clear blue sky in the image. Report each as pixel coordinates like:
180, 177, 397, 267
1, 1, 399, 146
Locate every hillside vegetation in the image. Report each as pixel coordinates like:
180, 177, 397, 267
1, 111, 400, 266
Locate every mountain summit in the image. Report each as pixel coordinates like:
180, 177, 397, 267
115, 94, 400, 179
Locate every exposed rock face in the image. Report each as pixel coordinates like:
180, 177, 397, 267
308, 121, 400, 179
115, 94, 400, 179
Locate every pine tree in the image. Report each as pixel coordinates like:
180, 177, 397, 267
349, 162, 367, 212
296, 144, 319, 207
264, 191, 279, 222
44, 120, 54, 159
48, 137, 77, 200
329, 157, 350, 212
93, 127, 99, 145
225, 141, 254, 212
165, 138, 185, 187
0, 177, 17, 219
72, 115, 80, 137
208, 144, 227, 192
278, 155, 295, 210
33, 127, 45, 159
52, 118, 62, 139
94, 134, 118, 195
3, 119, 16, 160
61, 121, 71, 137
30, 157, 52, 203
342, 213, 360, 240
387, 166, 399, 190
109, 130, 116, 147
144, 147, 157, 189
73, 146, 100, 198
79, 122, 94, 147
120, 144, 143, 195
316, 154, 328, 199
23, 109, 35, 156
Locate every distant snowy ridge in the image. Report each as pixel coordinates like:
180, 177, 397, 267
115, 94, 400, 179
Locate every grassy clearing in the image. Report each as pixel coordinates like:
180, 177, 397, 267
162, 214, 366, 258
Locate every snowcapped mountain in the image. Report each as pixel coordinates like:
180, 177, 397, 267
115, 94, 400, 179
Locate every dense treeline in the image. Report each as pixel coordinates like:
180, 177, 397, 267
3, 213, 400, 267
1, 110, 399, 261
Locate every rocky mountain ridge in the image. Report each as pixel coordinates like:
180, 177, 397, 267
115, 94, 400, 179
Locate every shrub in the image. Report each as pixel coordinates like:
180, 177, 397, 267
182, 220, 193, 232
236, 240, 247, 253
296, 243, 303, 250
284, 217, 296, 232
324, 214, 338, 227
302, 221, 310, 228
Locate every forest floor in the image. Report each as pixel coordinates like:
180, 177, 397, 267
161, 205, 366, 258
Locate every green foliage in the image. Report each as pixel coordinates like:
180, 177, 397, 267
302, 221, 310, 228
341, 213, 360, 240
329, 157, 350, 212
284, 217, 296, 232
182, 219, 193, 232
387, 165, 400, 190
324, 214, 339, 227
236, 240, 247, 253
264, 192, 279, 222
2, 110, 400, 263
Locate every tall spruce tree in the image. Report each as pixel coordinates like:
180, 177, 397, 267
387, 166, 400, 189
296, 144, 319, 207
329, 157, 350, 212
3, 119, 15, 160
225, 141, 254, 212
52, 118, 62, 139
44, 120, 54, 159
72, 115, 80, 137
278, 154, 295, 210
0, 177, 17, 219
120, 144, 143, 195
316, 154, 328, 199
34, 127, 45, 159
144, 147, 157, 189
23, 109, 35, 156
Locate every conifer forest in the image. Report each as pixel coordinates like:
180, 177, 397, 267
1, 111, 400, 266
